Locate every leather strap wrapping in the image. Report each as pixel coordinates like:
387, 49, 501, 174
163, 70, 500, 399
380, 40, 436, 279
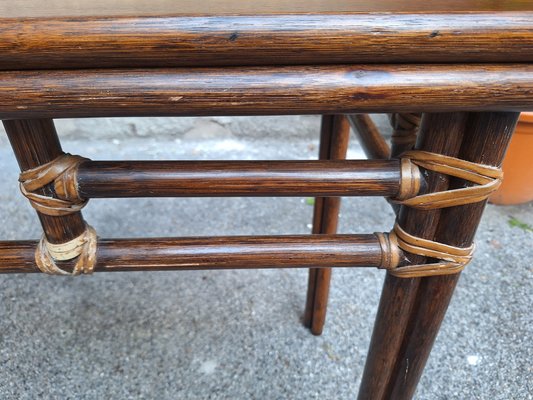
19, 153, 88, 216
396, 158, 421, 201
389, 113, 421, 146
35, 224, 97, 275
389, 223, 474, 278
375, 232, 401, 270
394, 150, 502, 209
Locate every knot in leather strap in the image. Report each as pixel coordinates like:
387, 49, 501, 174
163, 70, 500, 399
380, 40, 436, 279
394, 150, 502, 209
19, 153, 89, 216
388, 223, 474, 278
35, 225, 97, 276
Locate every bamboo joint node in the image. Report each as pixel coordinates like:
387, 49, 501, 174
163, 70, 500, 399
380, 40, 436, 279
35, 224, 98, 275
19, 153, 89, 216
394, 150, 503, 208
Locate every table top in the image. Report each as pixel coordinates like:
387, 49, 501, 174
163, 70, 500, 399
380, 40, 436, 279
1, 0, 532, 18
0, 2, 531, 117
0, 1, 531, 70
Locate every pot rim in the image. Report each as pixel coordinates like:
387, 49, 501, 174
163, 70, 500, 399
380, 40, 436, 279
519, 112, 533, 124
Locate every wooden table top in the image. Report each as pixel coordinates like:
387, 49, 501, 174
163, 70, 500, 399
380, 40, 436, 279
0, 1, 532, 69
1, 0, 532, 18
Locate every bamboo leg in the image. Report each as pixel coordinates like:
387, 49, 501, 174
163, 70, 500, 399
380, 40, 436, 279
357, 112, 519, 399
3, 119, 87, 246
303, 114, 350, 335
347, 114, 390, 159
389, 113, 422, 157
303, 116, 333, 330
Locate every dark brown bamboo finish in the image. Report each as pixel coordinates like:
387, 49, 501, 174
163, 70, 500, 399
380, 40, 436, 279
76, 159, 400, 198
387, 112, 519, 399
358, 113, 468, 400
304, 115, 350, 335
0, 241, 36, 273
390, 113, 422, 157
1, 65, 532, 119
2, 119, 87, 244
0, 12, 532, 70
0, 234, 384, 274
358, 112, 520, 400
348, 114, 391, 159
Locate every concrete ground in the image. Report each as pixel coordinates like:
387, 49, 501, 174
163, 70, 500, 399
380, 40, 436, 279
0, 116, 531, 399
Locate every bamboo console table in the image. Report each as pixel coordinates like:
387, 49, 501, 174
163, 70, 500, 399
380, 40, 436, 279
1, 1, 532, 398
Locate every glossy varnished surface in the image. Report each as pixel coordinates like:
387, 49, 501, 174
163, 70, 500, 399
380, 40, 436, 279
358, 113, 470, 399
305, 115, 351, 335
76, 159, 400, 198
384, 113, 520, 400
0, 234, 383, 274
0, 13, 531, 69
0, 1, 530, 397
3, 119, 87, 244
0, 65, 532, 119
358, 112, 520, 399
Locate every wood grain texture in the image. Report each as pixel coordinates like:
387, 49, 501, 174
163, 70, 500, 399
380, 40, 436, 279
358, 112, 470, 399
348, 114, 391, 159
358, 112, 520, 399
1, 0, 532, 17
304, 115, 350, 335
76, 159, 400, 198
386, 112, 519, 400
304, 116, 336, 329
390, 113, 423, 157
0, 234, 384, 274
0, 65, 531, 119
0, 13, 532, 69
3, 119, 87, 244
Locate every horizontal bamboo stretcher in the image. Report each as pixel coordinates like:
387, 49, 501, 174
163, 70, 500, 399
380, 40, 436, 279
8, 148, 501, 277
76, 159, 405, 198
0, 234, 387, 274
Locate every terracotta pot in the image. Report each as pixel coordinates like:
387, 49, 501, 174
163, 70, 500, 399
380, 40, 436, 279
489, 112, 533, 205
